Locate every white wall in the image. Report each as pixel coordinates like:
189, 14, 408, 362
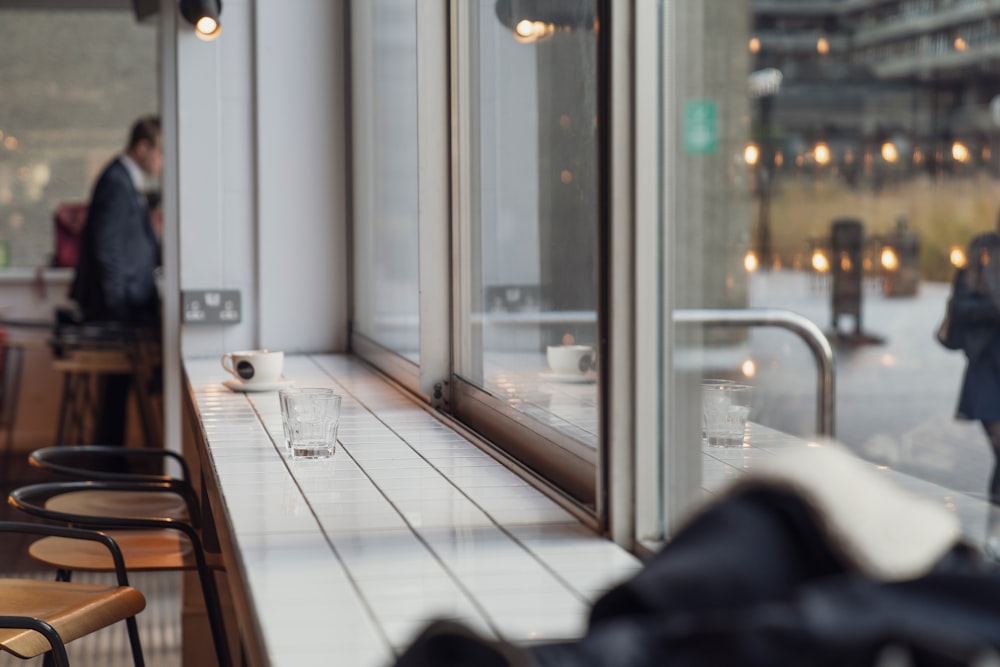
168, 0, 349, 360
155, 0, 348, 463
256, 0, 349, 353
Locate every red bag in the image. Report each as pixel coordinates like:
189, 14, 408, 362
52, 202, 88, 268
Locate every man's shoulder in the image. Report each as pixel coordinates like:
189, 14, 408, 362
91, 158, 134, 201
96, 157, 130, 184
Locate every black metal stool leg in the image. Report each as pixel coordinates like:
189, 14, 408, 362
194, 548, 233, 667
54, 372, 73, 446
70, 373, 89, 446
125, 614, 146, 667
0, 346, 22, 489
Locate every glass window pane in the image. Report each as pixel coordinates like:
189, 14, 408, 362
350, 0, 420, 362
0, 10, 157, 269
654, 0, 1000, 547
454, 1, 600, 472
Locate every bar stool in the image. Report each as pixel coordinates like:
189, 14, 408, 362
28, 446, 196, 522
0, 319, 51, 489
0, 521, 146, 667
0, 330, 24, 489
8, 481, 231, 667
49, 323, 162, 449
51, 346, 132, 447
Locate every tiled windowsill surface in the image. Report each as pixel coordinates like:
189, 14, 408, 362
186, 354, 996, 666
183, 354, 642, 667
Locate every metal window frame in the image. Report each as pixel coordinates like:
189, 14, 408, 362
446, 0, 623, 519
347, 0, 451, 405
350, 0, 633, 529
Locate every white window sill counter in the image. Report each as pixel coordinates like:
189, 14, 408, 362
185, 353, 995, 666
183, 354, 642, 667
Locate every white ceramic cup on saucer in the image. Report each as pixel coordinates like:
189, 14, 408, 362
221, 349, 284, 384
546, 345, 595, 376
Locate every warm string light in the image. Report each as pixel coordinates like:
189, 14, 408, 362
881, 142, 898, 163
952, 141, 970, 163
812, 250, 829, 273
880, 247, 898, 271
754, 139, 986, 173
814, 143, 831, 166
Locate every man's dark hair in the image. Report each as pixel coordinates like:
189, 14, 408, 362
128, 115, 161, 149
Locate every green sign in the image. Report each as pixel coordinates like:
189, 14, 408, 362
685, 100, 718, 155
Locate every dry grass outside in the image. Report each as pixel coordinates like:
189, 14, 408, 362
764, 173, 1000, 281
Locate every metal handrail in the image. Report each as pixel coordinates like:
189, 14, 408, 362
673, 308, 836, 437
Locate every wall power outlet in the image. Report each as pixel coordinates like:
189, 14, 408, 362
182, 289, 241, 324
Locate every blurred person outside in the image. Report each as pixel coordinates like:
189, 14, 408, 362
69, 114, 163, 446
951, 230, 1000, 556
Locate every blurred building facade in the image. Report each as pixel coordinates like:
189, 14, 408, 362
752, 0, 1000, 183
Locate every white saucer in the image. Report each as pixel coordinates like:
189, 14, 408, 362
539, 372, 597, 384
223, 378, 292, 392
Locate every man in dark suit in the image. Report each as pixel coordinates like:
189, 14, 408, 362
72, 115, 162, 325
70, 115, 163, 446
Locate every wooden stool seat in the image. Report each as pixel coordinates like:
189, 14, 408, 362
29, 530, 195, 572
0, 521, 146, 665
45, 490, 190, 522
9, 481, 229, 666
51, 349, 133, 375
49, 331, 163, 449
0, 578, 145, 659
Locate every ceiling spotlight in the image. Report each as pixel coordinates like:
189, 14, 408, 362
179, 0, 222, 41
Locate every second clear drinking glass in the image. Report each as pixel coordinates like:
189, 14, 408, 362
701, 382, 754, 448
279, 388, 342, 459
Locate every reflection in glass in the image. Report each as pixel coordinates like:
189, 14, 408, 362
457, 0, 599, 447
663, 1, 1000, 538
351, 0, 420, 361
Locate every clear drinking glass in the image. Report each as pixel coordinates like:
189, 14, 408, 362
701, 382, 754, 448
279, 388, 342, 459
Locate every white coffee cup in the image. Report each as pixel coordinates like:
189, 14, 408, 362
221, 349, 284, 384
546, 345, 595, 376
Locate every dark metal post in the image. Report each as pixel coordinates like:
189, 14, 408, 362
757, 94, 775, 270
749, 68, 782, 271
